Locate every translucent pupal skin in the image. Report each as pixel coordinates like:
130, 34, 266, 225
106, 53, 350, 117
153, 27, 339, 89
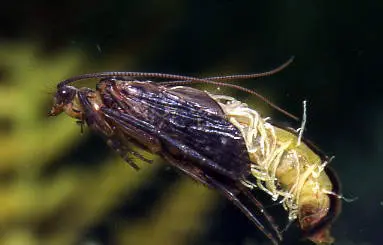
210, 94, 341, 245
272, 127, 340, 244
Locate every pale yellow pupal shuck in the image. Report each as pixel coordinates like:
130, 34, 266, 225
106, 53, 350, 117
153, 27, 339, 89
209, 92, 336, 245
273, 127, 333, 233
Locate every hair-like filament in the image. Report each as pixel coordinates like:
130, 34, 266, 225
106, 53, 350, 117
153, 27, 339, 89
209, 93, 333, 221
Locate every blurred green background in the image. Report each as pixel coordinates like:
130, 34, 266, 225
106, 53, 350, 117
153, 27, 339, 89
0, 1, 382, 245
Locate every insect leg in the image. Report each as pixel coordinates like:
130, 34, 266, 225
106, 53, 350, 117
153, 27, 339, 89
161, 152, 210, 186
77, 90, 114, 136
160, 151, 280, 245
101, 107, 240, 180
204, 175, 280, 245
106, 136, 153, 165
235, 183, 283, 241
77, 90, 148, 170
106, 138, 140, 170
129, 150, 153, 164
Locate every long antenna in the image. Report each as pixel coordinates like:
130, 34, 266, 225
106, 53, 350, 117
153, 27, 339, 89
161, 79, 298, 121
56, 57, 297, 120
205, 56, 294, 81
160, 56, 294, 84
57, 72, 219, 88
158, 57, 297, 120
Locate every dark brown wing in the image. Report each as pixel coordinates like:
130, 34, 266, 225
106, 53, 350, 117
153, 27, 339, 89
76, 82, 282, 244
99, 81, 251, 179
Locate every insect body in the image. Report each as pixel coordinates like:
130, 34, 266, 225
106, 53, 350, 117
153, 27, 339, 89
49, 65, 341, 244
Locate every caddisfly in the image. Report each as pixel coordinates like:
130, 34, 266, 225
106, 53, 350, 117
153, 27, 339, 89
49, 58, 341, 244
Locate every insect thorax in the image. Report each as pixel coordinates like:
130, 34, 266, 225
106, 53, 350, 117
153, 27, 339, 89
208, 92, 333, 222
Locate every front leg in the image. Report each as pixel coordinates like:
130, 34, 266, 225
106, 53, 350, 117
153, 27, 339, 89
101, 107, 240, 180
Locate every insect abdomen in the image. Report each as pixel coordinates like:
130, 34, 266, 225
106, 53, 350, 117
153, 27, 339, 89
209, 93, 338, 244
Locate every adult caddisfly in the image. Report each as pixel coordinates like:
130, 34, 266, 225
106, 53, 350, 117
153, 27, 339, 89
49, 59, 341, 245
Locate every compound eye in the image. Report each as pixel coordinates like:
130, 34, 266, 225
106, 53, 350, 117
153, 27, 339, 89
56, 86, 76, 105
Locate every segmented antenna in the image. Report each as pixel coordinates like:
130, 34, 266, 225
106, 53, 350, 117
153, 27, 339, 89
56, 57, 297, 120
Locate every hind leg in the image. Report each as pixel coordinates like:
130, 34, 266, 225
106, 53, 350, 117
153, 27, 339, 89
161, 152, 281, 245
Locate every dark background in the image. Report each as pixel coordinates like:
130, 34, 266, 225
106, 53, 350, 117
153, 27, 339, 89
0, 1, 382, 245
